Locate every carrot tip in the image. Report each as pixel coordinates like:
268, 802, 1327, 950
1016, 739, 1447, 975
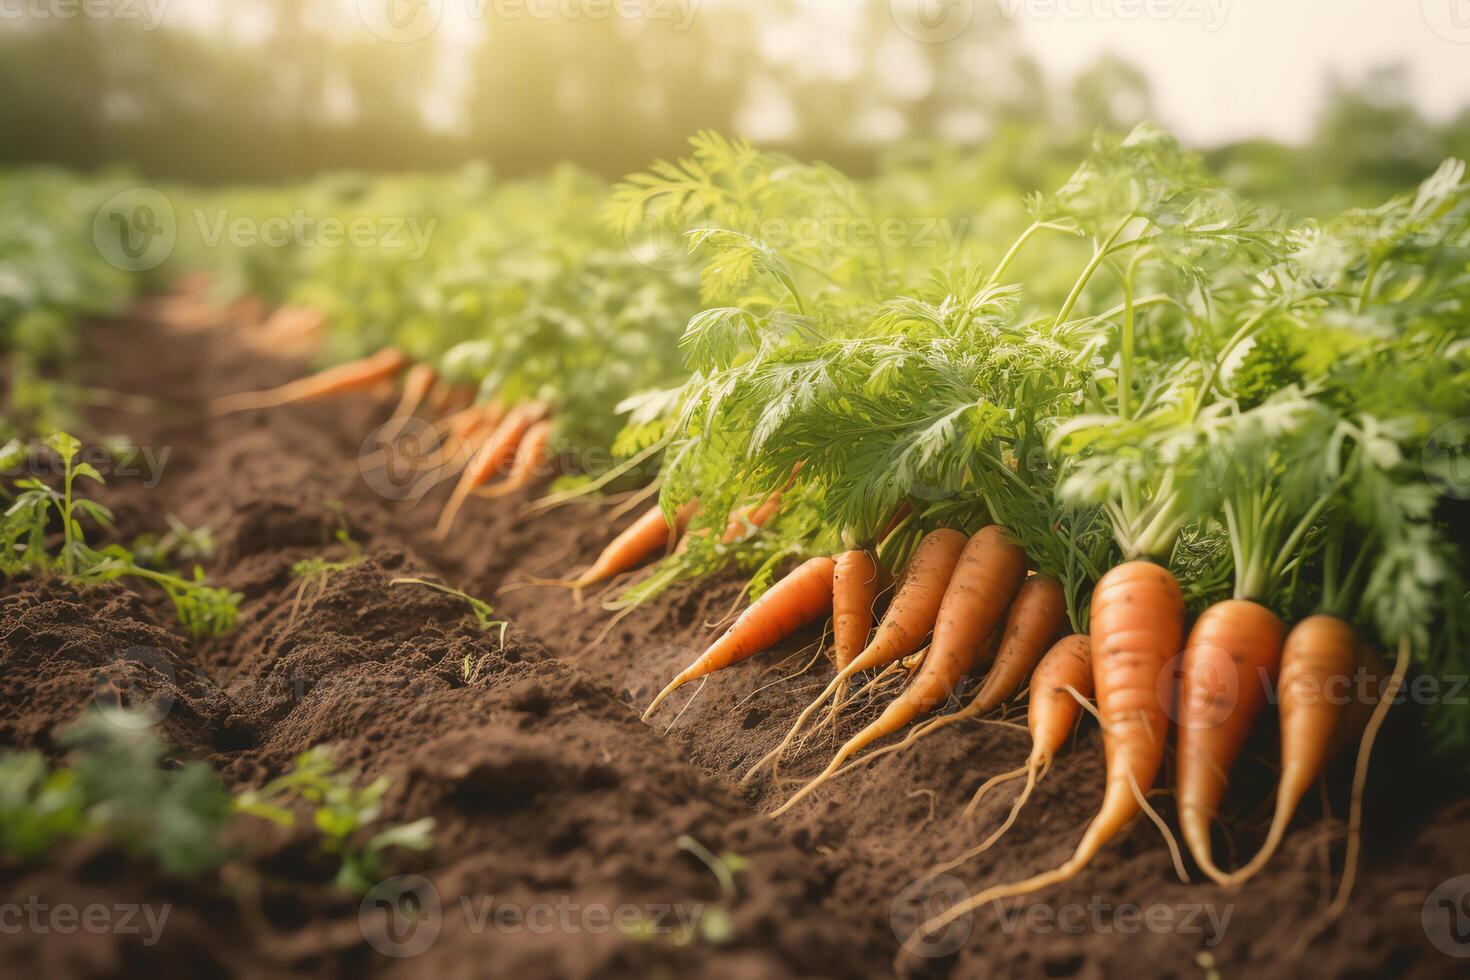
641, 678, 681, 721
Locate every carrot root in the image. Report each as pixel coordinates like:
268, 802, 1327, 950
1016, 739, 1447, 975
743, 528, 968, 785
642, 555, 835, 720
921, 563, 1182, 939
209, 347, 407, 415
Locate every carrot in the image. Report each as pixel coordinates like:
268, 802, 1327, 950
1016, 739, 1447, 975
721, 463, 803, 543
428, 380, 476, 416
539, 498, 701, 590
831, 549, 881, 671
433, 404, 489, 441
361, 400, 494, 478
824, 547, 885, 714
920, 560, 1185, 937
426, 379, 455, 415
476, 419, 554, 499
434, 402, 544, 537
771, 527, 1027, 814
642, 555, 837, 719
390, 363, 438, 421
967, 574, 1068, 713
209, 347, 408, 415
933, 634, 1095, 873
439, 401, 507, 465
379, 363, 440, 441
1299, 638, 1401, 946
721, 497, 778, 543
405, 405, 494, 475
1175, 599, 1285, 885
743, 528, 969, 783
437, 410, 489, 454
1058, 561, 1184, 855
257, 305, 325, 349
1224, 616, 1383, 886
1016, 633, 1095, 783
799, 572, 1066, 792
835, 528, 969, 677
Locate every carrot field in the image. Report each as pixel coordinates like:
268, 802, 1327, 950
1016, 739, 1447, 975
4, 3, 1470, 978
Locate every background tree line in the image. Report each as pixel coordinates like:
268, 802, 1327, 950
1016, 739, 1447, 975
0, 0, 1467, 206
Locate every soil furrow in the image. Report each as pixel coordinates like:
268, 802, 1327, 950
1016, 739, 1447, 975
0, 303, 1464, 978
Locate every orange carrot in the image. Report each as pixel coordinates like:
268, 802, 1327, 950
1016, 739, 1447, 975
721, 464, 804, 543
402, 406, 492, 476
547, 499, 701, 590
772, 527, 1027, 813
803, 572, 1066, 791
209, 347, 408, 415
901, 573, 1068, 747
364, 399, 494, 474
390, 363, 438, 421
1065, 561, 1184, 859
428, 381, 476, 416
932, 634, 1095, 873
744, 528, 969, 783
434, 402, 544, 537
922, 560, 1185, 936
721, 495, 777, 542
257, 305, 325, 349
837, 528, 969, 677
433, 413, 497, 478
433, 404, 487, 441
643, 555, 837, 719
1225, 616, 1383, 886
426, 379, 455, 415
476, 419, 554, 499
440, 401, 507, 463
967, 575, 1068, 713
1020, 634, 1095, 779
1175, 599, 1285, 884
379, 363, 440, 441
831, 549, 881, 671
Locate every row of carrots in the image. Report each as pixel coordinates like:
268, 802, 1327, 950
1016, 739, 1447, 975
209, 342, 1391, 940
208, 348, 555, 537
638, 524, 1390, 937
203, 340, 770, 586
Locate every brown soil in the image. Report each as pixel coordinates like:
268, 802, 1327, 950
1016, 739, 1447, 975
2, 298, 1467, 979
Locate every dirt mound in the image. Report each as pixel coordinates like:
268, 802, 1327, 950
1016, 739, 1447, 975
1, 303, 1466, 978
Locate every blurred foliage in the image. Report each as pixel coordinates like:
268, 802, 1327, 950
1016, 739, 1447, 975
2, 4, 1466, 213
0, 0, 1037, 181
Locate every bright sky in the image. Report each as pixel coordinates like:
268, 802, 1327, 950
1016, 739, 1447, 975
160, 0, 1470, 146
1007, 0, 1470, 143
